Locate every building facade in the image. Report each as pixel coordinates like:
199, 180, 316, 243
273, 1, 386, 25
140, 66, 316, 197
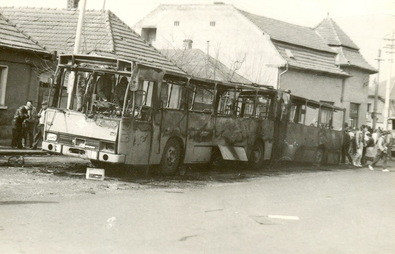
133, 3, 377, 128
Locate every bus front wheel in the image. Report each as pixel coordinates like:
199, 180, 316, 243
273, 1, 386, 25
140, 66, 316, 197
160, 138, 182, 175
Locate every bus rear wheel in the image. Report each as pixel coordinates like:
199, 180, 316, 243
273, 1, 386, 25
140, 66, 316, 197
314, 148, 325, 166
160, 138, 182, 176
249, 141, 264, 170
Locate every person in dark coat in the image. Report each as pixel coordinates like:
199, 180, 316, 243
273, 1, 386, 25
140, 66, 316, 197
11, 106, 28, 149
341, 127, 353, 164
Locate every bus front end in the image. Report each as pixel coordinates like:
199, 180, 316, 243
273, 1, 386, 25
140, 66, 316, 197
42, 108, 125, 164
41, 54, 136, 165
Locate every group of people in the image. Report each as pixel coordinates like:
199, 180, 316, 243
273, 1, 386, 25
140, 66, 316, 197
11, 100, 48, 149
342, 124, 393, 172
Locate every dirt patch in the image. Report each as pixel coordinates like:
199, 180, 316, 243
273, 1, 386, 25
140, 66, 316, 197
0, 154, 356, 201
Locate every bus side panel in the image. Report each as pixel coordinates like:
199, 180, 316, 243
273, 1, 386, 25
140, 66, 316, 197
184, 112, 214, 163
151, 109, 187, 164
324, 130, 343, 164
119, 119, 152, 165
284, 123, 342, 163
214, 117, 275, 160
283, 124, 319, 162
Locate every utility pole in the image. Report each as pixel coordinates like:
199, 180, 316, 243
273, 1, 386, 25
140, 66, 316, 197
73, 0, 87, 54
67, 0, 87, 109
373, 49, 384, 129
383, 31, 395, 130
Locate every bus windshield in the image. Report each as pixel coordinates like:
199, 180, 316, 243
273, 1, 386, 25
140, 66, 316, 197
49, 55, 137, 118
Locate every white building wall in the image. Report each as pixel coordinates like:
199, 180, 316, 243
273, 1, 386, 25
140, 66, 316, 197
133, 5, 285, 87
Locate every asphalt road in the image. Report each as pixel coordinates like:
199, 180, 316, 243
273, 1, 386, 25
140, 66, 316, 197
0, 156, 394, 254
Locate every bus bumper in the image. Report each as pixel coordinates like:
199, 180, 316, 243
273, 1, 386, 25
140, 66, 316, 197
42, 141, 125, 163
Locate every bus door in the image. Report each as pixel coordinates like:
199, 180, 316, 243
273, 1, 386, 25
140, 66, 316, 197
151, 75, 188, 165
214, 87, 246, 161
184, 81, 216, 163
120, 68, 157, 165
272, 91, 290, 161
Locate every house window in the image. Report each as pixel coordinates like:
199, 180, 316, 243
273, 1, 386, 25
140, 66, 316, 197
141, 27, 157, 44
174, 21, 180, 26
367, 103, 371, 112
210, 21, 216, 27
0, 65, 8, 107
349, 103, 359, 128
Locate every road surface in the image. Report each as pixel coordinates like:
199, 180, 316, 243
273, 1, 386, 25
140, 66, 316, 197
0, 155, 394, 254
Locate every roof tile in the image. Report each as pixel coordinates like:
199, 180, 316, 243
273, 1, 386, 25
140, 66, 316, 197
0, 7, 184, 75
237, 9, 334, 53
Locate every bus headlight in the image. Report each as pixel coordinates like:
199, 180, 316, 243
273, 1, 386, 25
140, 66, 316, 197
46, 133, 58, 141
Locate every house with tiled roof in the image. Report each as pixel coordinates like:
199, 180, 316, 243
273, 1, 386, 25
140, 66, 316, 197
0, 6, 189, 141
0, 11, 53, 141
133, 3, 377, 128
315, 17, 377, 128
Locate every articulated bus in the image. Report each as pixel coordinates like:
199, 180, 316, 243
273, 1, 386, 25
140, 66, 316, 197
42, 54, 345, 174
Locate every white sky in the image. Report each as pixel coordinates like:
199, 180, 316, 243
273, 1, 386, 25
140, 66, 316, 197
1, 0, 394, 80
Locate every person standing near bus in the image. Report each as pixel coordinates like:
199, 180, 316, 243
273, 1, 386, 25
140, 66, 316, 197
353, 126, 363, 167
32, 100, 48, 149
361, 125, 370, 165
369, 130, 389, 172
11, 105, 28, 149
341, 127, 353, 164
23, 100, 38, 148
364, 132, 376, 166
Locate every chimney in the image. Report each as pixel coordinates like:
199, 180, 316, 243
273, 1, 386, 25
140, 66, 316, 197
183, 39, 193, 49
67, 0, 80, 9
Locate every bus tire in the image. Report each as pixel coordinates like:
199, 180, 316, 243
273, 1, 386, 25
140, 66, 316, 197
249, 141, 265, 170
160, 138, 182, 176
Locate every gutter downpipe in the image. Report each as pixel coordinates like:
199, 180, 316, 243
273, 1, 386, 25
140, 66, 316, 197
278, 63, 288, 89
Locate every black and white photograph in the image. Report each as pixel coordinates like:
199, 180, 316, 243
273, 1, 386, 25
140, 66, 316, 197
0, 0, 394, 253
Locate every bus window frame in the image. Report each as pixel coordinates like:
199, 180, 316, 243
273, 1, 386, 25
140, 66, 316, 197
189, 81, 215, 114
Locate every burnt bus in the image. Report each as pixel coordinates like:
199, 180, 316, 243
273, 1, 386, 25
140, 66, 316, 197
43, 54, 345, 174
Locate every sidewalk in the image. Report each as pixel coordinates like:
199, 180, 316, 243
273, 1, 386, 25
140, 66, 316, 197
0, 139, 46, 155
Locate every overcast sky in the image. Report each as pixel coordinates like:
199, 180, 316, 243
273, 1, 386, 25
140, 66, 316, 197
1, 0, 394, 80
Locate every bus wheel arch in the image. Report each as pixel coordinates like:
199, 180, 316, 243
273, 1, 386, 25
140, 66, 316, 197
249, 139, 265, 170
159, 137, 184, 175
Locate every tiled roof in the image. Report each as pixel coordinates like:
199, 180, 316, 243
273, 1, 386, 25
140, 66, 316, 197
0, 12, 47, 53
237, 9, 334, 53
160, 49, 251, 83
315, 18, 359, 49
333, 47, 377, 73
274, 42, 348, 76
0, 7, 185, 75
315, 18, 376, 73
